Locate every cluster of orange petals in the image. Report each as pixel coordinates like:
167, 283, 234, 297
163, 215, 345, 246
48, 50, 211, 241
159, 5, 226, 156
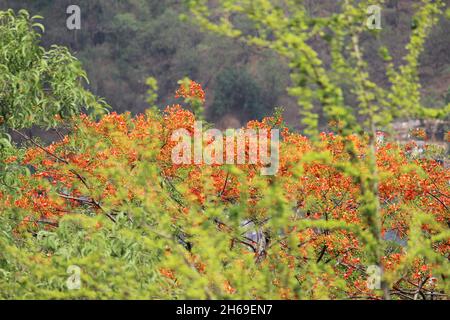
175, 80, 205, 103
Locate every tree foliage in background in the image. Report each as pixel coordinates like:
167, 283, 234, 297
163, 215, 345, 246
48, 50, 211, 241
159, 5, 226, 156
211, 67, 268, 122
0, 0, 288, 125
1, 0, 448, 130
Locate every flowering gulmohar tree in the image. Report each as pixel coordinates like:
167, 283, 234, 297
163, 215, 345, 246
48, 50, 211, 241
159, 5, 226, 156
0, 81, 448, 299
0, 3, 449, 300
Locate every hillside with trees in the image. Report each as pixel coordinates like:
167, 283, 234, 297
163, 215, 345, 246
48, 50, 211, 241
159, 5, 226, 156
1, 0, 449, 132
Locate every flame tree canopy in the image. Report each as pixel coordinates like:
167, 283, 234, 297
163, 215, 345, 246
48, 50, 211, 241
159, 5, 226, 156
0, 2, 449, 299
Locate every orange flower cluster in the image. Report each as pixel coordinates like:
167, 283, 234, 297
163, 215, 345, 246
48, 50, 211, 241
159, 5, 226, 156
3, 83, 448, 299
175, 80, 205, 102
410, 128, 427, 140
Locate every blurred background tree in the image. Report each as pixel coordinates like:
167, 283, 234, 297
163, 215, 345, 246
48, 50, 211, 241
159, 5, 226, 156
0, 0, 448, 133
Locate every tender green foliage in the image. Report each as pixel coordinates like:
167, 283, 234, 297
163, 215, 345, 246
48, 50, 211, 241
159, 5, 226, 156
0, 9, 107, 130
